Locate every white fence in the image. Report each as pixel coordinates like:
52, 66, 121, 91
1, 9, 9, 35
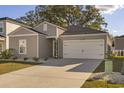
113, 50, 124, 56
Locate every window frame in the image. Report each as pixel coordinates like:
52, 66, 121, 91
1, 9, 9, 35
19, 39, 27, 54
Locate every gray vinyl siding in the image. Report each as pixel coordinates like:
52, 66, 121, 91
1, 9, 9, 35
9, 27, 36, 35
47, 24, 56, 36
57, 28, 65, 36
39, 34, 52, 58
34, 23, 57, 36
34, 23, 43, 32
59, 34, 108, 58
115, 38, 124, 50
9, 36, 38, 58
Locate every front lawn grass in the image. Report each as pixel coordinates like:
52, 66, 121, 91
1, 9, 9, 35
0, 61, 35, 75
81, 57, 124, 88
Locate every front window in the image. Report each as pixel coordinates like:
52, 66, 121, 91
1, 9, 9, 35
0, 28, 3, 33
19, 40, 27, 54
0, 22, 4, 33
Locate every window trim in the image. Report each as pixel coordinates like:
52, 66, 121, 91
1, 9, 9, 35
19, 39, 27, 54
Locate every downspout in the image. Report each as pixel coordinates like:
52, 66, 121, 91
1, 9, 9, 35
53, 38, 55, 57
55, 27, 59, 58
37, 34, 39, 58
55, 37, 58, 58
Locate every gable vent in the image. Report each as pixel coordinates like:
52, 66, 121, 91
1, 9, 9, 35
43, 23, 47, 31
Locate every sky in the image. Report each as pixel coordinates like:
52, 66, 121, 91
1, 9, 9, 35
96, 5, 124, 36
0, 5, 36, 18
0, 5, 123, 36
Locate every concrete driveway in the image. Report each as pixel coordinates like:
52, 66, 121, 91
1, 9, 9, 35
0, 59, 102, 88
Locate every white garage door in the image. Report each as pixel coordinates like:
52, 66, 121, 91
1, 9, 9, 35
63, 39, 104, 59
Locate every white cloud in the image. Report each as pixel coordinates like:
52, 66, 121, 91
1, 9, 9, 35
109, 29, 123, 36
112, 30, 117, 33
95, 5, 124, 14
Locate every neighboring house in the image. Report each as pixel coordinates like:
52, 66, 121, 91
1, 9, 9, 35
0, 17, 112, 59
114, 36, 124, 56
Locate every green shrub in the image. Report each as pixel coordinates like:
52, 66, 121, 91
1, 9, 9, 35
24, 57, 28, 61
44, 58, 48, 61
32, 57, 39, 62
112, 56, 124, 59
12, 56, 18, 61
0, 49, 13, 59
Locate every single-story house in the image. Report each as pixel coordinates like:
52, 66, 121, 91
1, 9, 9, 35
0, 17, 113, 59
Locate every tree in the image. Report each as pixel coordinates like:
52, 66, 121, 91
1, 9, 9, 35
79, 6, 107, 30
17, 10, 36, 26
36, 5, 82, 27
16, 5, 107, 31
17, 6, 49, 27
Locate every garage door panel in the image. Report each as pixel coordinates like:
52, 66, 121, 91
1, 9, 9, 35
63, 39, 104, 59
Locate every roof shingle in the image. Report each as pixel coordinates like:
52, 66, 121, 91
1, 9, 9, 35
62, 25, 107, 35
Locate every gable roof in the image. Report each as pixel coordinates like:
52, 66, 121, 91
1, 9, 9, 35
8, 27, 46, 36
34, 21, 65, 30
62, 25, 107, 35
0, 17, 31, 28
0, 17, 47, 35
115, 35, 124, 38
27, 27, 46, 35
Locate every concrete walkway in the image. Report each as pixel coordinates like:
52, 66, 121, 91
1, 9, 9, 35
0, 59, 102, 88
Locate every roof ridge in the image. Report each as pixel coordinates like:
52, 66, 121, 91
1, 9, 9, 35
0, 17, 31, 28
34, 21, 65, 30
27, 27, 47, 35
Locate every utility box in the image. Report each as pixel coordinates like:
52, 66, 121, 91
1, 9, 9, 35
105, 60, 113, 74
